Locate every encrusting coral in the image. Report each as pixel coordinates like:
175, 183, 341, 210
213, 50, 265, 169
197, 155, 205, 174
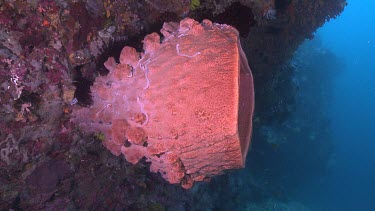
72, 18, 255, 188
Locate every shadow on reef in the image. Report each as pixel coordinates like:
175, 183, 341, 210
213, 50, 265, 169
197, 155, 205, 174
0, 0, 346, 209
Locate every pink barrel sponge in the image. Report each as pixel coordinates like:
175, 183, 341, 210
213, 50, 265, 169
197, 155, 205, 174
72, 18, 254, 188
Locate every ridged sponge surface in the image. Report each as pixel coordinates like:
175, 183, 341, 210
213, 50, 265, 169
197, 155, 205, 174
72, 18, 254, 188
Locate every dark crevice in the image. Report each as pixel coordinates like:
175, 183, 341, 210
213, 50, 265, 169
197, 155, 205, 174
275, 0, 292, 10
73, 65, 93, 106
124, 140, 132, 148
195, 2, 257, 37
155, 152, 165, 158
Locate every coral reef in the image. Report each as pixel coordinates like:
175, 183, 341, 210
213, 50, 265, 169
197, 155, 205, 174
73, 18, 255, 188
0, 0, 346, 209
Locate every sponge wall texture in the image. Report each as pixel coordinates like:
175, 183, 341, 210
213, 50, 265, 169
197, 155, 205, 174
72, 18, 254, 188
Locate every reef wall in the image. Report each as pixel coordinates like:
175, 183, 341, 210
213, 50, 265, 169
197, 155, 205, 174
0, 0, 346, 209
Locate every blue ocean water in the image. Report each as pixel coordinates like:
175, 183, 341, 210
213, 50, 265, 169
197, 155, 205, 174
297, 0, 375, 210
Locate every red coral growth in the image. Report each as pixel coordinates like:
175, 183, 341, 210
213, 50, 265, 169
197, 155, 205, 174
73, 18, 254, 188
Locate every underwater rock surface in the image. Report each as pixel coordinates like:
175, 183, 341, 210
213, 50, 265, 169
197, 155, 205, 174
73, 18, 255, 188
